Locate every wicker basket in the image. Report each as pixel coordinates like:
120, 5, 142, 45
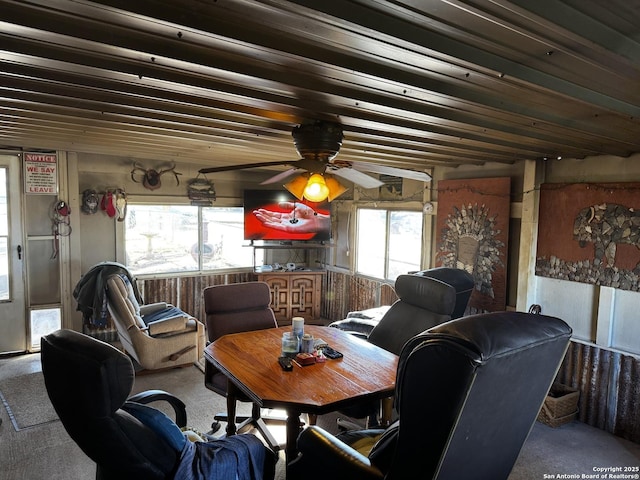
537, 382, 579, 427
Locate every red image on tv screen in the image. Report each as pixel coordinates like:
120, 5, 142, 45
243, 190, 331, 241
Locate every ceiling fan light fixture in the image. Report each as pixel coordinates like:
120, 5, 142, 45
303, 173, 330, 202
324, 174, 348, 201
284, 173, 309, 200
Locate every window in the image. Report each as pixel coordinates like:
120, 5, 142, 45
355, 208, 423, 280
124, 204, 255, 275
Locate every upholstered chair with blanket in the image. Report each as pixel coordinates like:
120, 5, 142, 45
41, 329, 275, 480
106, 274, 205, 370
288, 311, 572, 480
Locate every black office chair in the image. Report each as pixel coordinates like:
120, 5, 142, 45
203, 281, 285, 450
412, 266, 475, 319
338, 273, 461, 428
41, 329, 275, 480
288, 311, 572, 480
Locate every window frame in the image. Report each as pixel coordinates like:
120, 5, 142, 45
354, 205, 424, 281
118, 200, 259, 277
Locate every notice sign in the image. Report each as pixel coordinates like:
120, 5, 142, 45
24, 153, 58, 194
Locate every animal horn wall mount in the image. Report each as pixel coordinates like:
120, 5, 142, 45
130, 162, 182, 190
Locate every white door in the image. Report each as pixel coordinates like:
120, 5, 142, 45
0, 154, 26, 353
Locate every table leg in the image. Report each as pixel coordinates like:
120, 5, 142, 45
225, 381, 238, 437
285, 410, 303, 465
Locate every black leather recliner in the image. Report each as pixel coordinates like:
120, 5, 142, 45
41, 329, 275, 480
288, 311, 572, 480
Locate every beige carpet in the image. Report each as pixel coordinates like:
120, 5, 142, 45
0, 372, 59, 431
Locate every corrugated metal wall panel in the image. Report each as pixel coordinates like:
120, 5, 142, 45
140, 272, 257, 322
615, 353, 640, 442
321, 271, 398, 322
380, 283, 398, 306
557, 341, 640, 444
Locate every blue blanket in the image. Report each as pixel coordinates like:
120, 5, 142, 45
175, 435, 272, 480
143, 306, 190, 325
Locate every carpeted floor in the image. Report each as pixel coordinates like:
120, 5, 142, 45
1, 352, 638, 480
0, 372, 59, 430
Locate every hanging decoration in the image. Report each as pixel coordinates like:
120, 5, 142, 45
51, 199, 72, 258
187, 174, 216, 206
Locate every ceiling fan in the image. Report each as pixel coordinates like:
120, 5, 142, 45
199, 121, 431, 201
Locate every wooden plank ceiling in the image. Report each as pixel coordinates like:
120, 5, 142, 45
1, 0, 639, 176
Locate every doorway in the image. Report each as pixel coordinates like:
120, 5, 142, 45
0, 155, 26, 353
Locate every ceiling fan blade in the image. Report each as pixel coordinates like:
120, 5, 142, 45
260, 168, 301, 185
199, 160, 297, 174
333, 168, 384, 189
350, 161, 432, 182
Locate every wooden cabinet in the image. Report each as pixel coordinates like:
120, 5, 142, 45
256, 271, 325, 325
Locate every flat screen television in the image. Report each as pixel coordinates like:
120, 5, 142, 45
243, 189, 331, 242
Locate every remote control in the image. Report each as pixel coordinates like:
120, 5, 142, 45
321, 346, 343, 359
278, 356, 293, 371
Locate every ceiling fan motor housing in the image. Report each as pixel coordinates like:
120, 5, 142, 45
292, 121, 343, 161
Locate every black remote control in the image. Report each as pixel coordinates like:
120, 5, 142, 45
278, 356, 293, 371
322, 346, 343, 359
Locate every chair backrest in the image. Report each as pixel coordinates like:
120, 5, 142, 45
105, 274, 148, 364
367, 274, 457, 355
385, 311, 572, 480
413, 267, 474, 318
203, 281, 278, 342
41, 329, 178, 480
203, 281, 278, 396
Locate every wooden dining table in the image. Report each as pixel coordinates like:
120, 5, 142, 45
204, 324, 399, 467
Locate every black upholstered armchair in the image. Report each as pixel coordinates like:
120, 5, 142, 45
41, 329, 275, 480
288, 311, 572, 480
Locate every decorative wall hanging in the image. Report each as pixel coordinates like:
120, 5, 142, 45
99, 188, 127, 221
81, 189, 99, 214
130, 161, 182, 190
51, 199, 72, 258
187, 174, 216, 206
436, 177, 510, 313
536, 182, 640, 291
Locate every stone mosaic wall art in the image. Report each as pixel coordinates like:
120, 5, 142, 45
536, 183, 640, 291
436, 177, 511, 313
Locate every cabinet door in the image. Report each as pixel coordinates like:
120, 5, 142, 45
263, 275, 290, 322
290, 275, 316, 319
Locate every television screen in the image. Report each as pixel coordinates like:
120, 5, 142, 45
243, 189, 331, 241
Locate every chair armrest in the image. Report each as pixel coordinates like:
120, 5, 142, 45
140, 302, 168, 316
147, 316, 188, 335
288, 426, 383, 480
127, 389, 187, 428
